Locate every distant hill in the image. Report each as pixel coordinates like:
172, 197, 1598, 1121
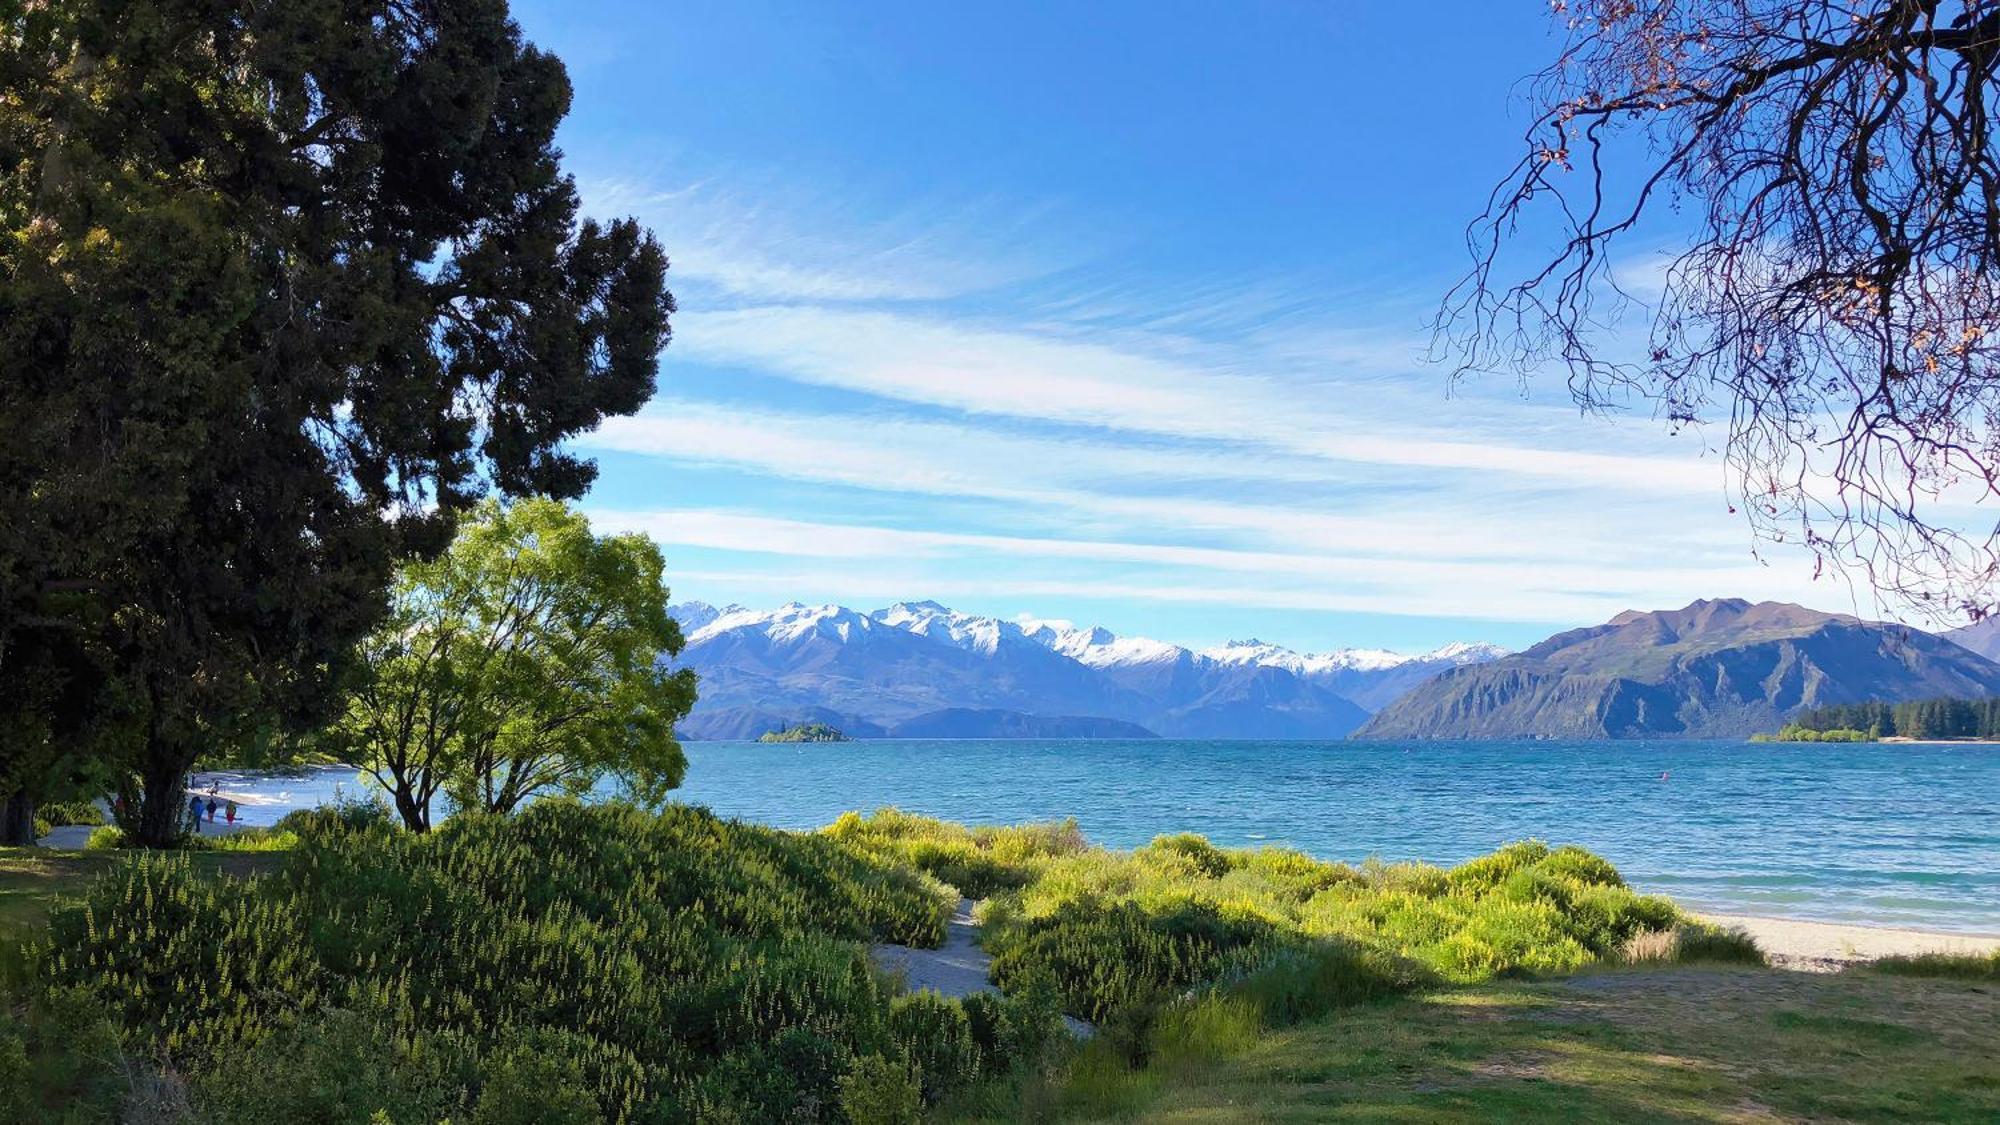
1942, 616, 2000, 661
885, 709, 1158, 739
1357, 598, 2000, 740
666, 600, 1503, 740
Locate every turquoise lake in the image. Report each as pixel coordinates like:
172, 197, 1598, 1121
200, 738, 2000, 934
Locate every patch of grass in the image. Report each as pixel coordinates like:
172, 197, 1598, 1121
990, 968, 2000, 1122
1771, 1009, 1928, 1046
1861, 949, 2000, 981
0, 847, 282, 936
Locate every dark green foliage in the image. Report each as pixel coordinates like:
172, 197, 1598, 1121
760, 723, 850, 743
989, 900, 1272, 1024
1787, 695, 2000, 739
35, 801, 103, 828
196, 1005, 473, 1125
39, 802, 962, 1120
887, 991, 978, 1104
0, 989, 134, 1124
1667, 923, 1768, 966
837, 1054, 922, 1125
958, 984, 1064, 1078
273, 793, 396, 838
0, 0, 673, 848
1216, 941, 1433, 1026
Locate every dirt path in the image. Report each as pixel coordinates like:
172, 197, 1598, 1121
871, 899, 993, 997
870, 898, 1092, 1036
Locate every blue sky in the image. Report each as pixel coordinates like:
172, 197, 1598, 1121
513, 0, 1880, 653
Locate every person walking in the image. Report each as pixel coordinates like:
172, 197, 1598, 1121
224, 799, 238, 827
205, 796, 218, 824
187, 793, 205, 834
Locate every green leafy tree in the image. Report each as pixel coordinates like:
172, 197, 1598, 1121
0, 1, 672, 845
343, 500, 697, 831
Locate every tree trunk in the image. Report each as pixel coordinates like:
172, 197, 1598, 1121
130, 743, 189, 849
0, 788, 35, 846
392, 780, 430, 833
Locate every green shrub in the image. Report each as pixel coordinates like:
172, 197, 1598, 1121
1667, 922, 1766, 966
838, 1053, 922, 1125
38, 801, 106, 829
988, 900, 1271, 1024
958, 982, 1064, 1077
274, 793, 396, 838
0, 989, 134, 1123
40, 801, 960, 1121
822, 808, 1084, 899
1139, 833, 1232, 879
888, 991, 978, 1103
470, 1031, 610, 1125
1147, 994, 1259, 1071
196, 1005, 472, 1124
1861, 949, 2000, 981
1217, 940, 1432, 1025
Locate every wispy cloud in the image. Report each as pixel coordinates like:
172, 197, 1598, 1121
563, 158, 1867, 643
582, 399, 1747, 566
579, 174, 1074, 303
676, 304, 1721, 493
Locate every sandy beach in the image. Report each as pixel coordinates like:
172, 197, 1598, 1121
1701, 912, 2000, 972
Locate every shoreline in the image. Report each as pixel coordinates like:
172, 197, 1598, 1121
1698, 911, 2000, 971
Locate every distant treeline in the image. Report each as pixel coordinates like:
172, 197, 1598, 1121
1790, 697, 2000, 740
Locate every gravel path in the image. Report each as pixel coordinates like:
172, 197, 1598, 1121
871, 898, 1092, 1037
35, 819, 255, 848
872, 899, 994, 997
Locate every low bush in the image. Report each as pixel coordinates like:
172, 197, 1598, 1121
1622, 921, 1766, 967
1860, 949, 2000, 981
989, 899, 1272, 1024
80, 825, 297, 853
274, 792, 396, 837
0, 988, 139, 1123
37, 801, 105, 829
38, 801, 973, 1120
822, 808, 1087, 899
837, 1053, 922, 1125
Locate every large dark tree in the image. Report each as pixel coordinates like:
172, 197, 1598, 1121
0, 1, 672, 845
1446, 1, 2000, 618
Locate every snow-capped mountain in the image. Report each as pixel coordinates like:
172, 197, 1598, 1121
666, 600, 1506, 740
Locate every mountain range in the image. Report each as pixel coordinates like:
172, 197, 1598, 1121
666, 600, 1505, 740
1359, 598, 2000, 739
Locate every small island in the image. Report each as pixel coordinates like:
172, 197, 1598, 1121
758, 722, 850, 743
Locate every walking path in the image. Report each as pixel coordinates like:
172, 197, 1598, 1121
35, 818, 254, 849
870, 898, 1093, 1037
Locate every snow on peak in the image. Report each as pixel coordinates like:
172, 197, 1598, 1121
690, 601, 878, 646
871, 601, 1023, 654
1015, 616, 1186, 667
687, 599, 1507, 674
1421, 641, 1510, 664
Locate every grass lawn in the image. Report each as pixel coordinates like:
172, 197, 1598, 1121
1046, 966, 2000, 1123
0, 847, 283, 930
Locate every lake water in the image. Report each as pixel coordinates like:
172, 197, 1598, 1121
201, 739, 2000, 934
